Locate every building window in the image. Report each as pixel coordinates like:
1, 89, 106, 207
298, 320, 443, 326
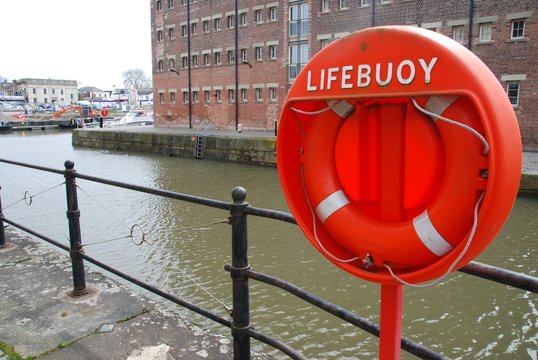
168, 27, 175, 39
380, 0, 391, 3
479, 23, 492, 42
32, 88, 36, 94
506, 82, 520, 106
168, 58, 175, 70
167, 0, 173, 9
269, 6, 278, 21
192, 55, 198, 67
452, 26, 465, 43
158, 60, 164, 71
215, 89, 222, 102
159, 92, 165, 104
182, 56, 188, 68
360, 0, 369, 6
241, 48, 248, 63
289, 3, 309, 37
288, 42, 309, 80
270, 45, 277, 59
269, 87, 277, 101
339, 0, 348, 9
241, 88, 248, 102
214, 18, 221, 31
228, 50, 235, 63
204, 90, 210, 103
203, 20, 210, 33
255, 88, 263, 102
227, 15, 235, 29
320, 38, 330, 49
204, 53, 210, 66
255, 9, 263, 24
229, 89, 235, 103
157, 30, 163, 41
181, 24, 188, 37
182, 91, 189, 103
192, 91, 199, 103
511, 19, 525, 39
191, 23, 197, 35
170, 91, 176, 104
214, 51, 221, 65
156, 0, 162, 11
255, 46, 263, 61
240, 12, 247, 26
321, 0, 329, 13
181, 0, 186, 5
61, 89, 64, 95
44, 97, 48, 103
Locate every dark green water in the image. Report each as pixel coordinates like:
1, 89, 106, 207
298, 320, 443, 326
0, 131, 536, 359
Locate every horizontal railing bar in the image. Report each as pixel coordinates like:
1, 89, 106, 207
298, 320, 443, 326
3, 218, 231, 328
239, 267, 446, 360
460, 261, 538, 293
0, 158, 65, 175
244, 205, 297, 224
73, 172, 231, 211
246, 327, 308, 360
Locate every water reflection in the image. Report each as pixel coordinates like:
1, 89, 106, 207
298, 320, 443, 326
0, 131, 536, 359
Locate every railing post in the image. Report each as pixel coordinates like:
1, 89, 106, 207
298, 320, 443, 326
229, 186, 251, 360
0, 186, 6, 248
64, 160, 88, 296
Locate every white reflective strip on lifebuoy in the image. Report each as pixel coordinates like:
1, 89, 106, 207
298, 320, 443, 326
326, 100, 355, 119
424, 96, 458, 119
413, 210, 454, 257
316, 190, 351, 223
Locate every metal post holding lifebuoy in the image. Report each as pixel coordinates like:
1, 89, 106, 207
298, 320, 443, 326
380, 284, 404, 359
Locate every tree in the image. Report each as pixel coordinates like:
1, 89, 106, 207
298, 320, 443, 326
122, 69, 152, 90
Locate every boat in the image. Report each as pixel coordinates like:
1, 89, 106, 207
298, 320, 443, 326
106, 110, 153, 127
0, 121, 13, 132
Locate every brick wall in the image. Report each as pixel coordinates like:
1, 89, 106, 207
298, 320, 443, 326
152, 0, 537, 149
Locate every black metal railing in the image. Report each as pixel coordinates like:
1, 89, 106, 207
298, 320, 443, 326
0, 157, 537, 360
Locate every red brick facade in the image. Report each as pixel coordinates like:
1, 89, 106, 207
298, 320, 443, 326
151, 0, 537, 149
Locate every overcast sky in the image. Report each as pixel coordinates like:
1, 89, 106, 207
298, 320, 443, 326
0, 0, 152, 91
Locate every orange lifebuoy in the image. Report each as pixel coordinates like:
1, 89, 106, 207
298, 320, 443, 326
303, 96, 487, 268
277, 26, 522, 285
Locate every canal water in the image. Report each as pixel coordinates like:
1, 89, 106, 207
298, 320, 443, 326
0, 130, 536, 359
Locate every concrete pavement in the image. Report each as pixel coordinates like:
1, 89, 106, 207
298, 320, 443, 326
0, 227, 267, 360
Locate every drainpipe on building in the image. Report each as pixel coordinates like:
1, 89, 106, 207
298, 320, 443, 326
187, 0, 192, 129
371, 0, 376, 27
234, 0, 239, 132
468, 0, 475, 51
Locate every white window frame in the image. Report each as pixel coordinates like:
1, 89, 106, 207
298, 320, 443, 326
479, 23, 492, 42
321, 0, 329, 13
255, 47, 263, 61
241, 88, 248, 103
269, 87, 277, 102
506, 81, 520, 106
255, 9, 263, 24
255, 88, 263, 102
511, 19, 525, 39
452, 25, 465, 43
269, 6, 278, 22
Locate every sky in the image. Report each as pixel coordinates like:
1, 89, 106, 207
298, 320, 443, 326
0, 0, 152, 91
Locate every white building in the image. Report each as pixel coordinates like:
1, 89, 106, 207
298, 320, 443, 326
15, 78, 78, 106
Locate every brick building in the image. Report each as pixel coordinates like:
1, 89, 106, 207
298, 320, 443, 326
151, 0, 537, 149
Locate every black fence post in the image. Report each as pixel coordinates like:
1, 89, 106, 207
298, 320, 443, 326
229, 186, 251, 360
64, 160, 88, 296
0, 186, 6, 248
